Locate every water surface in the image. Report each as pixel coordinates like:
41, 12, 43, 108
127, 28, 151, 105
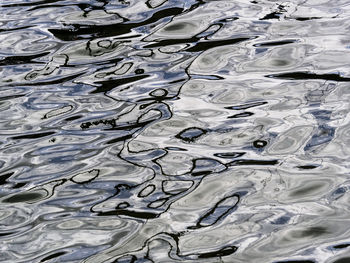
1, 0, 350, 262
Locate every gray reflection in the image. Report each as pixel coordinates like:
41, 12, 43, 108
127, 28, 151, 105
0, 0, 350, 262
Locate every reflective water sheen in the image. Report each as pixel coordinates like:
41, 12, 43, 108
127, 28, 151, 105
1, 0, 350, 262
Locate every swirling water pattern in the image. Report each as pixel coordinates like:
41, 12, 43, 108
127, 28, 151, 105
1, 0, 350, 262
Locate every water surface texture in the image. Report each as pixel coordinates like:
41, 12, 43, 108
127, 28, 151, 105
1, 0, 350, 262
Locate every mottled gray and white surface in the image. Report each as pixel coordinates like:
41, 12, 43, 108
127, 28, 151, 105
0, 0, 350, 262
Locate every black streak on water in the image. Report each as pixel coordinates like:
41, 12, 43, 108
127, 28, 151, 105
260, 12, 282, 20
227, 112, 254, 118
228, 159, 279, 166
266, 72, 350, 81
40, 252, 67, 262
197, 246, 238, 258
0, 94, 26, 101
106, 134, 133, 145
12, 131, 55, 140
186, 37, 253, 52
297, 165, 318, 169
1, 0, 64, 7
333, 243, 350, 249
293, 17, 322, 21
97, 209, 159, 219
214, 152, 245, 159
253, 40, 297, 47
0, 52, 50, 66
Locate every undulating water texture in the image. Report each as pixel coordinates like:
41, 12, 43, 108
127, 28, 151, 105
1, 0, 350, 262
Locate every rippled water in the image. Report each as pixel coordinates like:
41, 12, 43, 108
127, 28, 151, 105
1, 0, 350, 262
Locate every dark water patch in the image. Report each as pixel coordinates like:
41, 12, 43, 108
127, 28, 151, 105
0, 52, 50, 66
214, 152, 246, 159
228, 159, 279, 166
48, 7, 184, 40
12, 131, 55, 140
2, 190, 48, 204
190, 74, 225, 80
197, 245, 238, 258
40, 251, 67, 262
0, 172, 14, 185
331, 258, 350, 263
0, 231, 17, 237
135, 68, 145, 75
106, 134, 133, 144
217, 17, 239, 23
266, 72, 350, 81
186, 37, 254, 52
297, 165, 318, 169
64, 115, 82, 121
164, 146, 187, 151
294, 17, 322, 21
0, 94, 26, 101
253, 40, 297, 47
228, 112, 254, 118
260, 12, 283, 20
260, 4, 288, 20
1, 0, 64, 8
12, 182, 27, 189
333, 243, 350, 249
97, 209, 159, 219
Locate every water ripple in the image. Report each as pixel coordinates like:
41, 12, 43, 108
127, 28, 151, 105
1, 0, 350, 262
